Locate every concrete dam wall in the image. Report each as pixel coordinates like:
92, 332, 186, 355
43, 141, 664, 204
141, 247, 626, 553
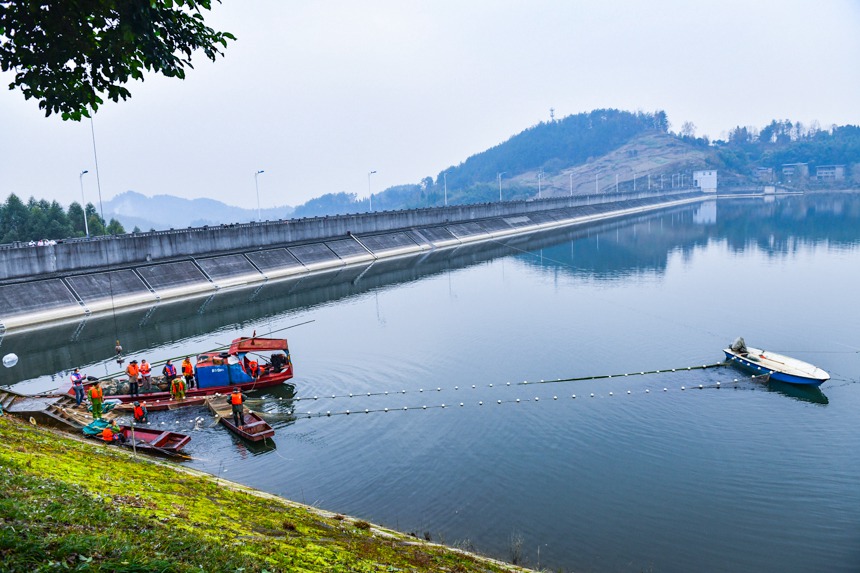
0, 191, 704, 331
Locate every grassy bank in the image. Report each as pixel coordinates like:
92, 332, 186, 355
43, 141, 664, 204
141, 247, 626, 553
0, 416, 532, 572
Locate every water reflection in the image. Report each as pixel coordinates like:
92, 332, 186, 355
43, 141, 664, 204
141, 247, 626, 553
3, 193, 859, 390
764, 379, 829, 405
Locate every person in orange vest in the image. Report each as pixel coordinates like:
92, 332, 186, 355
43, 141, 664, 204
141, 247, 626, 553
126, 360, 140, 398
102, 420, 126, 444
226, 387, 247, 428
133, 401, 148, 423
88, 381, 104, 420
170, 376, 186, 401
139, 359, 152, 392
162, 359, 177, 382
249, 359, 259, 379
182, 357, 195, 390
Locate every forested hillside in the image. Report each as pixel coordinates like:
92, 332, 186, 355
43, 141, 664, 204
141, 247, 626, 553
0, 194, 123, 243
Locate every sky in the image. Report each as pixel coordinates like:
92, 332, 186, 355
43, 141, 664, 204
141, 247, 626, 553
1, 0, 859, 210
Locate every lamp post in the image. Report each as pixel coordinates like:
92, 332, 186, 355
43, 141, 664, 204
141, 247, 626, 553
497, 172, 506, 202
537, 170, 544, 199
79, 170, 89, 237
368, 170, 377, 211
569, 172, 573, 197
443, 173, 448, 207
254, 170, 265, 222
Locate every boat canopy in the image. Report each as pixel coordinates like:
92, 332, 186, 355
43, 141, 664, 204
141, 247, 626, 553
229, 337, 288, 354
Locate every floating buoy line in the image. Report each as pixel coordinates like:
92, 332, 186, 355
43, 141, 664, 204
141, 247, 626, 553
288, 373, 771, 420
290, 361, 728, 403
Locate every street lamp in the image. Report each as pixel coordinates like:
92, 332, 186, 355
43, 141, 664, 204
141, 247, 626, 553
78, 170, 90, 237
254, 170, 265, 222
569, 172, 573, 197
443, 173, 448, 207
368, 170, 377, 211
497, 172, 506, 202
537, 170, 544, 199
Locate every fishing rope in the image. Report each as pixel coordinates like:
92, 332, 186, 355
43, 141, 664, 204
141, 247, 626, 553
289, 375, 778, 419
90, 116, 121, 357
290, 362, 728, 403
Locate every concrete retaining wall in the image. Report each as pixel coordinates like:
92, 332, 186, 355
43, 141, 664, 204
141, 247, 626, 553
0, 191, 704, 331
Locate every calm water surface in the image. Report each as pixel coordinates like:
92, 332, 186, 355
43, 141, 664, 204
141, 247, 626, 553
4, 193, 860, 572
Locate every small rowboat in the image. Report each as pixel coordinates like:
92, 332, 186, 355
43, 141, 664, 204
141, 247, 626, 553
724, 338, 830, 386
204, 396, 275, 442
82, 419, 191, 455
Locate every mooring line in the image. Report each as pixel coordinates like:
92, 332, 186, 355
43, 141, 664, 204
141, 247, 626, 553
290, 362, 728, 402
292, 376, 753, 419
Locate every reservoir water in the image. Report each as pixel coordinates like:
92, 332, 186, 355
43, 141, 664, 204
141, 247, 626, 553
4, 193, 860, 572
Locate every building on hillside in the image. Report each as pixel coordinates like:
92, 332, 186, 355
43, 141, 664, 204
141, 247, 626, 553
815, 165, 845, 181
781, 163, 809, 181
754, 167, 774, 182
693, 170, 717, 193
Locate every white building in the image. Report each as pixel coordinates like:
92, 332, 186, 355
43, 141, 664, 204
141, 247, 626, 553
693, 170, 718, 193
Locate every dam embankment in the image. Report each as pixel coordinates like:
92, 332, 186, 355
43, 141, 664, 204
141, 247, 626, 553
0, 190, 705, 330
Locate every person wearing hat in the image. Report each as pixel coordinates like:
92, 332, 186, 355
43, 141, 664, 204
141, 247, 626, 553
126, 359, 140, 398
226, 387, 247, 429
70, 368, 86, 407
170, 375, 186, 401
133, 401, 148, 424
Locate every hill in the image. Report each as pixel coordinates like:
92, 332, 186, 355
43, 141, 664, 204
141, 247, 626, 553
103, 191, 295, 231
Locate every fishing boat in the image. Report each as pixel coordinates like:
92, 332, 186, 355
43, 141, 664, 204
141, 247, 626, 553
71, 335, 293, 408
82, 419, 191, 455
204, 396, 275, 442
723, 337, 830, 386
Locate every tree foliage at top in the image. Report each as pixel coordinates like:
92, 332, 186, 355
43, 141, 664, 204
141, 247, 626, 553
0, 0, 234, 120
438, 109, 669, 190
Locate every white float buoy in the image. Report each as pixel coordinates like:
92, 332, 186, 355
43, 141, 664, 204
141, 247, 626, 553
572, 394, 576, 399
497, 400, 502, 404
403, 407, 407, 411
460, 403, 464, 407
716, 382, 721, 387
627, 390, 631, 395
663, 388, 668, 392
609, 392, 613, 396
437, 387, 441, 392
699, 384, 703, 389
2, 353, 18, 368
681, 386, 686, 390
345, 410, 350, 415
590, 393, 594, 397
553, 396, 558, 400
489, 384, 493, 387
479, 401, 483, 405
516, 398, 520, 403
423, 405, 427, 409
384, 408, 388, 412
506, 382, 511, 386
534, 397, 539, 401
645, 389, 650, 393
472, 385, 476, 388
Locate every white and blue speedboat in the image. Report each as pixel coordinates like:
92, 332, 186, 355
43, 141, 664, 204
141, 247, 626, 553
724, 337, 830, 386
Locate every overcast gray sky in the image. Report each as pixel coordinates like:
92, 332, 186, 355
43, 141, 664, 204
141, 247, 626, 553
2, 0, 859, 210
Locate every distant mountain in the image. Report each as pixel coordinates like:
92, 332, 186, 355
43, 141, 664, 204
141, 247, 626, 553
102, 191, 294, 231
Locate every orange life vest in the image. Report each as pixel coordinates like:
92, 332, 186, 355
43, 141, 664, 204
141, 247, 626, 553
127, 363, 139, 376
140, 362, 151, 375
249, 361, 258, 375
133, 406, 145, 419
102, 426, 115, 441
171, 378, 185, 391
231, 392, 243, 405
90, 386, 103, 400
182, 361, 193, 376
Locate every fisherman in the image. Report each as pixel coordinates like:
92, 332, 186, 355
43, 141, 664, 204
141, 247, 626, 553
170, 376, 186, 401
133, 401, 148, 424
126, 359, 140, 398
88, 381, 104, 420
162, 359, 177, 384
226, 387, 247, 428
70, 368, 86, 407
102, 420, 126, 444
182, 357, 195, 390
139, 359, 152, 392
249, 359, 259, 379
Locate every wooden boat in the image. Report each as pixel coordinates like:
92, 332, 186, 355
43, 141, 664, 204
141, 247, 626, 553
82, 419, 191, 455
724, 338, 830, 386
205, 396, 275, 442
71, 335, 293, 407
